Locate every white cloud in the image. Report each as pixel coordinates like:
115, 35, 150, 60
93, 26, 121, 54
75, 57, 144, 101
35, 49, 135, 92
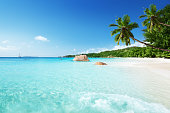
1, 40, 9, 44
34, 36, 49, 42
112, 42, 145, 50
0, 46, 17, 51
79, 42, 145, 54
80, 48, 109, 54
0, 40, 18, 51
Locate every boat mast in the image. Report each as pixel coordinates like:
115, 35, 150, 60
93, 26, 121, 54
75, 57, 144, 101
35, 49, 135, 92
18, 52, 21, 58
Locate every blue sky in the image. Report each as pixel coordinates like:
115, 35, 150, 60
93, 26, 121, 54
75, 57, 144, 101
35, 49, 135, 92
0, 0, 169, 57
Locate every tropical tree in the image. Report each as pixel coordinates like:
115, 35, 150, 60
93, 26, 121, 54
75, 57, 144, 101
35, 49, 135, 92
139, 4, 170, 33
109, 15, 170, 52
143, 5, 170, 49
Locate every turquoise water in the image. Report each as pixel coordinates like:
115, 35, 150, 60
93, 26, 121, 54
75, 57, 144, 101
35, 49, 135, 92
0, 57, 169, 113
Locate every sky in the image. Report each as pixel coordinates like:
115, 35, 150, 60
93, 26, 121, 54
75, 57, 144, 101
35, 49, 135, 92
0, 0, 169, 57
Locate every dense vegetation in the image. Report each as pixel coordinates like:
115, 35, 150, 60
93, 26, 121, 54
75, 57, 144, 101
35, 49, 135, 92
65, 4, 170, 58
143, 5, 170, 49
109, 4, 170, 52
64, 47, 170, 58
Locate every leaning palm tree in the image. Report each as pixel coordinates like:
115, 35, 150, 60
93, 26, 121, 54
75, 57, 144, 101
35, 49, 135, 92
109, 15, 170, 52
139, 4, 170, 33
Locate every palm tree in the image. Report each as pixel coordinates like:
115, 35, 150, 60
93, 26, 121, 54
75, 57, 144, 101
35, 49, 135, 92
109, 15, 170, 52
139, 4, 170, 33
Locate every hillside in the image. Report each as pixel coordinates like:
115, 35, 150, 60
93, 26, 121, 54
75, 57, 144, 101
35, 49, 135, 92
64, 47, 170, 58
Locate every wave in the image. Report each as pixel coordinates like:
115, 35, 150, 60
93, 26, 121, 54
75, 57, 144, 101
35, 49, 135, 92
74, 92, 170, 113
1, 91, 170, 113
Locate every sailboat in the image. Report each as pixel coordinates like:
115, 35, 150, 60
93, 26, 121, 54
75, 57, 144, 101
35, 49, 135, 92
18, 53, 21, 58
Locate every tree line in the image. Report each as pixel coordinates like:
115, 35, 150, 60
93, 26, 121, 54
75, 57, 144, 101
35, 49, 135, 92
109, 4, 170, 52
65, 4, 170, 58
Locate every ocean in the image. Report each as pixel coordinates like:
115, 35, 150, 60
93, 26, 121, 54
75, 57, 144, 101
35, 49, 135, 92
0, 57, 169, 113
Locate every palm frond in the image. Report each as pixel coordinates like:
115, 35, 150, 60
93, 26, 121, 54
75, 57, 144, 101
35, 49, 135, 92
139, 15, 147, 18
125, 37, 131, 46
153, 18, 160, 25
146, 23, 151, 32
122, 29, 131, 46
117, 32, 123, 45
120, 36, 125, 43
122, 15, 130, 26
110, 15, 138, 46
126, 30, 135, 43
111, 29, 121, 36
156, 10, 162, 17
150, 4, 157, 15
109, 24, 118, 27
128, 22, 139, 30
127, 38, 131, 45
143, 31, 155, 43
116, 18, 123, 26
114, 34, 120, 43
142, 18, 150, 26
124, 30, 130, 38
150, 21, 153, 33
141, 29, 147, 32
144, 8, 151, 15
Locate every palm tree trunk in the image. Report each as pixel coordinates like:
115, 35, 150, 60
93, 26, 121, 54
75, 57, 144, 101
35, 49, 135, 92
130, 36, 170, 52
159, 22, 170, 27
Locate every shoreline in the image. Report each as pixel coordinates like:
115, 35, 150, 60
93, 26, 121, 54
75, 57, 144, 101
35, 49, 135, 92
107, 58, 170, 108
107, 58, 170, 76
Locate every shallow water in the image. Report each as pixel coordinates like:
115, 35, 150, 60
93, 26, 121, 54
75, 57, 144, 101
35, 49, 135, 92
0, 57, 169, 113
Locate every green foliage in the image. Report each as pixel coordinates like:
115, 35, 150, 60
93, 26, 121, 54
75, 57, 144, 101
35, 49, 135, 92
64, 47, 170, 58
65, 4, 170, 58
109, 15, 139, 46
143, 5, 170, 49
84, 47, 170, 58
139, 4, 170, 33
165, 55, 170, 59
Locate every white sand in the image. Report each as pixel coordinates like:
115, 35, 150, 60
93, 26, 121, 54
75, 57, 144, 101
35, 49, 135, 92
108, 58, 170, 108
108, 58, 170, 78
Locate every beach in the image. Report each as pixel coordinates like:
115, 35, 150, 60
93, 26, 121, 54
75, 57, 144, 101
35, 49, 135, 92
107, 58, 170, 108
1, 0, 169, 112
0, 57, 170, 113
108, 58, 170, 78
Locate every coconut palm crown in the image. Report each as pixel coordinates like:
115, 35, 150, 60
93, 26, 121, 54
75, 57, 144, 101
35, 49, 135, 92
109, 15, 170, 52
109, 15, 139, 46
139, 4, 170, 33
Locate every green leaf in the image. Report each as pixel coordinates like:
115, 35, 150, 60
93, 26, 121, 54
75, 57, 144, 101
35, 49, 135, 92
122, 15, 130, 26
121, 36, 125, 43
146, 23, 151, 32
124, 30, 130, 38
156, 10, 162, 17
118, 32, 123, 45
142, 18, 150, 26
150, 21, 153, 33
116, 18, 123, 26
150, 4, 157, 15
111, 29, 121, 36
125, 37, 130, 46
128, 22, 139, 30
109, 24, 118, 27
154, 18, 160, 25
139, 15, 147, 18
127, 30, 134, 40
114, 34, 120, 43
145, 8, 151, 15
